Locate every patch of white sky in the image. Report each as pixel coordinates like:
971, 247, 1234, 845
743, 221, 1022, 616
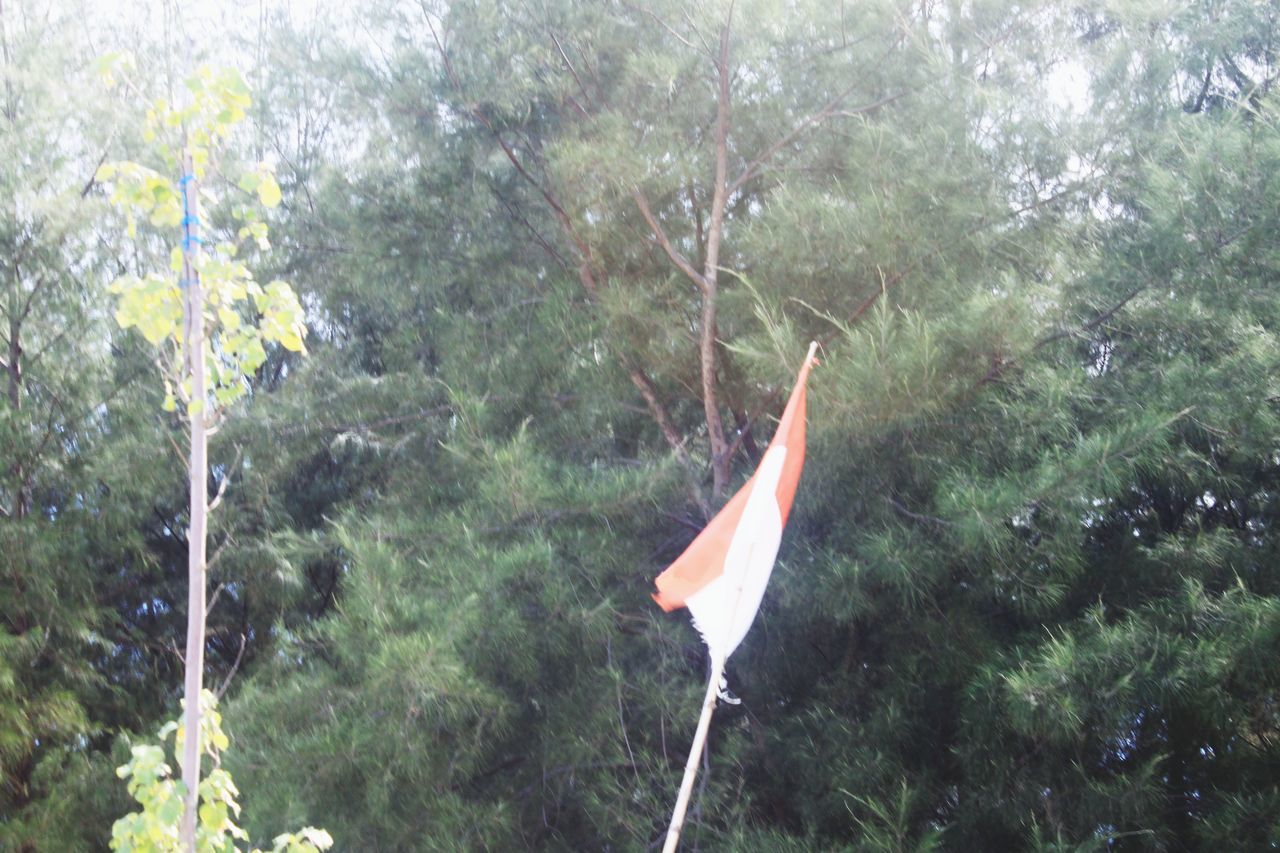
1047, 59, 1092, 117
79, 1, 1102, 154
77, 0, 1106, 228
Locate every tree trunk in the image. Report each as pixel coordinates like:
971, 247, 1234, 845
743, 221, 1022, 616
700, 19, 734, 500
6, 280, 25, 520
2, 0, 24, 520
178, 150, 208, 853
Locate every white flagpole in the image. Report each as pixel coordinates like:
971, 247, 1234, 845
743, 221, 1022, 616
662, 655, 725, 853
178, 148, 208, 853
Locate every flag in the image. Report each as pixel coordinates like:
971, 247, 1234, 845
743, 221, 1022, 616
653, 342, 817, 664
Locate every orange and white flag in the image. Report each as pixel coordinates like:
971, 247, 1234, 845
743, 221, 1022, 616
653, 343, 817, 664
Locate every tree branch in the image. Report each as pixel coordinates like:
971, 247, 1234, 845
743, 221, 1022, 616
1187, 58, 1215, 113
427, 9, 707, 502
491, 182, 571, 268
885, 494, 953, 527
548, 30, 593, 117
728, 89, 907, 198
213, 632, 247, 700
633, 188, 708, 292
1034, 285, 1146, 351
727, 28, 910, 198
620, 1, 703, 54
80, 150, 108, 198
627, 364, 710, 518
206, 446, 242, 514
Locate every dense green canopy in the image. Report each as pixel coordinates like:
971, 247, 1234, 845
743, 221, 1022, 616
3, 0, 1279, 849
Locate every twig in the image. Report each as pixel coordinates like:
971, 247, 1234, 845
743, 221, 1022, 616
728, 90, 908, 197
633, 188, 708, 292
1033, 284, 1146, 350
205, 582, 226, 619
548, 30, 593, 116
214, 632, 247, 700
206, 445, 242, 513
621, 1, 703, 54
885, 495, 953, 527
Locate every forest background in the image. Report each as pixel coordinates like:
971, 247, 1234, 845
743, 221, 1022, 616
3, 0, 1280, 849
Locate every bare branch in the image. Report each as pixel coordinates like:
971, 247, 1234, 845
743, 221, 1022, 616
206, 445, 242, 514
426, 4, 708, 502
728, 90, 908, 198
1033, 285, 1146, 350
549, 30, 592, 117
27, 388, 62, 466
727, 28, 910, 198
25, 321, 73, 369
164, 425, 186, 468
80, 150, 108, 198
206, 535, 234, 572
205, 582, 226, 619
425, 13, 600, 284
633, 188, 708, 292
16, 275, 49, 326
620, 1, 702, 54
680, 5, 716, 56
627, 364, 710, 518
214, 633, 247, 700
490, 181, 572, 268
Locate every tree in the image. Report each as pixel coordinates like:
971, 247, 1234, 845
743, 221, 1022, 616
111, 689, 331, 853
224, 1, 1280, 848
0, 2, 171, 845
97, 59, 307, 849
221, 0, 1094, 847
423, 0, 1078, 508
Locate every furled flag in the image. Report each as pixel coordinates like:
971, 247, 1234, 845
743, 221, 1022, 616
653, 341, 818, 665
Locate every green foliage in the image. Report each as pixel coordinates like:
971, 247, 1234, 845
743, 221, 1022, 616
216, 1, 1280, 848
97, 62, 306, 416
6, 0, 1280, 850
111, 690, 332, 853
0, 1, 188, 843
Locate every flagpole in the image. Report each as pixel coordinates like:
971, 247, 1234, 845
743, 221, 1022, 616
662, 654, 725, 853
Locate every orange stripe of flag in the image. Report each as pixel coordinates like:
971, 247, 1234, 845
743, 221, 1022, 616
652, 348, 817, 612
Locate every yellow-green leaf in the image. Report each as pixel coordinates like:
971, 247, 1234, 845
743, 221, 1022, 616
257, 173, 282, 208
280, 331, 304, 352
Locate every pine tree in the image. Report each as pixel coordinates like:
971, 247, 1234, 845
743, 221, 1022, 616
5, 1, 1279, 849
0, 3, 166, 845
